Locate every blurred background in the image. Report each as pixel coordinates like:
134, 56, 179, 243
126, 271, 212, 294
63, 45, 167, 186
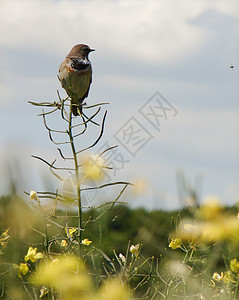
0, 0, 238, 210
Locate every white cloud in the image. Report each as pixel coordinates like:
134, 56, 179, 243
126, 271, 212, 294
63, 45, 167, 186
0, 0, 237, 64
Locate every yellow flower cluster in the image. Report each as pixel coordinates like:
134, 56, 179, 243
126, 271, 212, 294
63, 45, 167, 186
31, 255, 131, 300
14, 247, 43, 278
230, 258, 239, 273
175, 196, 239, 245
212, 258, 239, 285
31, 256, 92, 299
100, 278, 131, 300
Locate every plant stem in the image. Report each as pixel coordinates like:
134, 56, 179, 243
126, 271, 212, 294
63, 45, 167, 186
68, 105, 82, 256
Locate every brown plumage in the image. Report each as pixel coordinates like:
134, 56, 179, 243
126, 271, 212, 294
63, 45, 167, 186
59, 44, 95, 116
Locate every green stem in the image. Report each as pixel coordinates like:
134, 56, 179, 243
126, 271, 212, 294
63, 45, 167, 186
68, 105, 82, 256
44, 214, 49, 255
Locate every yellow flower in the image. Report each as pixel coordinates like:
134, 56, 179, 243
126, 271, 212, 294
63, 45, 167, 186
212, 272, 223, 281
65, 227, 77, 238
178, 222, 201, 242
223, 271, 236, 284
30, 256, 92, 296
40, 286, 49, 298
25, 247, 43, 263
82, 154, 105, 181
132, 178, 148, 195
100, 278, 131, 300
0, 228, 10, 247
82, 238, 92, 246
169, 238, 182, 249
201, 216, 239, 243
61, 240, 68, 247
130, 244, 140, 255
198, 195, 222, 220
17, 263, 29, 277
230, 258, 239, 274
30, 190, 38, 200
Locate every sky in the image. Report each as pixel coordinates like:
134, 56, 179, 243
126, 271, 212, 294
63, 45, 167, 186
0, 0, 238, 210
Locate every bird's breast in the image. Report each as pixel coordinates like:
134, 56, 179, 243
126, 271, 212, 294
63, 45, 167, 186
59, 58, 92, 99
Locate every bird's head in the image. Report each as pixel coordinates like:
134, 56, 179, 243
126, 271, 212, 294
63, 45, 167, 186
67, 44, 95, 59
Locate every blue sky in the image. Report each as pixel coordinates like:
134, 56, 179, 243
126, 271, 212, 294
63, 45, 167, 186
0, 0, 238, 209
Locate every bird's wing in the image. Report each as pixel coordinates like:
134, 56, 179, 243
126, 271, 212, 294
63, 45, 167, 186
80, 76, 92, 101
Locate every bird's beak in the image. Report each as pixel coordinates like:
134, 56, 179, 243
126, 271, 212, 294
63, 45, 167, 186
89, 48, 95, 52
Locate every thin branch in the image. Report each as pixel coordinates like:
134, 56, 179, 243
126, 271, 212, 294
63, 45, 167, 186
82, 201, 128, 209
84, 102, 109, 109
76, 111, 107, 154
80, 181, 134, 191
72, 107, 101, 133
71, 115, 87, 137
89, 184, 129, 223
28, 100, 61, 107
31, 155, 75, 171
42, 112, 66, 134
61, 98, 70, 123
82, 111, 100, 126
38, 107, 59, 116
57, 148, 73, 160
48, 130, 70, 145
97, 145, 118, 158
49, 167, 64, 181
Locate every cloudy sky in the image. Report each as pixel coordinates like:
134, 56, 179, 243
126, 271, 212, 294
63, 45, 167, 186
0, 0, 238, 210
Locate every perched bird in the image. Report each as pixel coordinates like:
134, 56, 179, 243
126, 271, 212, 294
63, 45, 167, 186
59, 44, 95, 116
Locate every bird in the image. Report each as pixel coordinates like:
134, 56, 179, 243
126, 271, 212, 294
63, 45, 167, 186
59, 44, 95, 116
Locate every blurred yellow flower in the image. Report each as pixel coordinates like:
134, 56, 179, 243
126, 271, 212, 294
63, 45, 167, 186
169, 238, 182, 249
178, 222, 201, 242
65, 227, 77, 238
132, 178, 148, 195
197, 195, 222, 220
18, 263, 29, 277
212, 272, 223, 281
230, 258, 239, 274
61, 240, 68, 247
176, 215, 239, 245
24, 247, 43, 263
82, 154, 105, 181
82, 238, 92, 246
201, 216, 239, 244
100, 278, 131, 300
130, 244, 140, 256
30, 190, 38, 200
31, 256, 92, 298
